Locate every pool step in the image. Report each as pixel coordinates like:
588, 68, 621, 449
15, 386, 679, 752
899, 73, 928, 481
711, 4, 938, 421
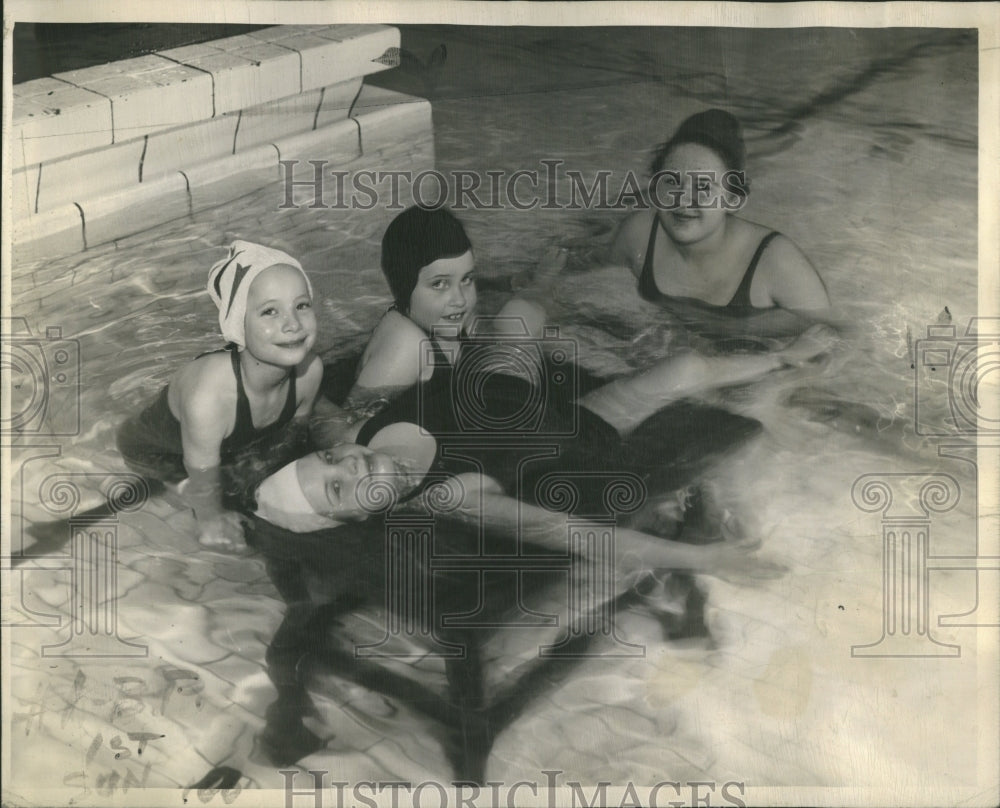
12, 25, 433, 264
11, 24, 397, 169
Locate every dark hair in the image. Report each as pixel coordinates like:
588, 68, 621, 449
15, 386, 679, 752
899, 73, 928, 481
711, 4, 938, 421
650, 109, 749, 198
380, 206, 473, 313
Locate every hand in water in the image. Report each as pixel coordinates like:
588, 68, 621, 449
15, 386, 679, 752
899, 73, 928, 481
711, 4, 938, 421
705, 537, 787, 584
535, 245, 569, 285
509, 246, 569, 292
196, 510, 248, 552
775, 323, 839, 368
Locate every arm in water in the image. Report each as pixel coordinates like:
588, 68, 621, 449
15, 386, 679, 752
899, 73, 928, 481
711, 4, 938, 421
182, 464, 247, 551
427, 473, 784, 589
175, 357, 247, 550
581, 324, 840, 434
308, 394, 370, 446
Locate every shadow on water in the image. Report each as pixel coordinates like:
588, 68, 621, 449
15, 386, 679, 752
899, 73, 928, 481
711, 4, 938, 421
248, 515, 716, 783
12, 23, 272, 83
239, 386, 763, 782
8, 21, 978, 792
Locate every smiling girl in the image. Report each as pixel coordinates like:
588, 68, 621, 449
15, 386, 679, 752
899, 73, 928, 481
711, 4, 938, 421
116, 241, 327, 551
345, 205, 552, 415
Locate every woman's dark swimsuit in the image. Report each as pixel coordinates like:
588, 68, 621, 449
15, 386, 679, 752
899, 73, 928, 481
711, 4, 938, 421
638, 217, 781, 314
117, 345, 305, 508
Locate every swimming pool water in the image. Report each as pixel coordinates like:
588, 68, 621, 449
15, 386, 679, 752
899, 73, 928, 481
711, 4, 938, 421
5, 24, 986, 800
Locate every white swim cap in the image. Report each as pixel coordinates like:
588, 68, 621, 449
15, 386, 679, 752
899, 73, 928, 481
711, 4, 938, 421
254, 424, 437, 533
254, 461, 341, 533
207, 240, 313, 348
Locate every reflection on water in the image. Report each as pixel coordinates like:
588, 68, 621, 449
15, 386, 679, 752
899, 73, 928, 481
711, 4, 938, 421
6, 25, 982, 794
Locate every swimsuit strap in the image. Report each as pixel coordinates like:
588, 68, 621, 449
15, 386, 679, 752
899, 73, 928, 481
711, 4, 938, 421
429, 336, 454, 367
278, 362, 298, 424
225, 346, 298, 448
637, 215, 663, 302
229, 347, 256, 445
727, 231, 780, 309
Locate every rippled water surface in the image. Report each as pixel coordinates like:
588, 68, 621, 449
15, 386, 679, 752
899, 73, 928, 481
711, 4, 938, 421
6, 25, 985, 800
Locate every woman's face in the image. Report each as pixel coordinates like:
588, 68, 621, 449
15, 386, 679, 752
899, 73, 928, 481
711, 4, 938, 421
652, 143, 739, 246
295, 443, 405, 522
407, 250, 477, 337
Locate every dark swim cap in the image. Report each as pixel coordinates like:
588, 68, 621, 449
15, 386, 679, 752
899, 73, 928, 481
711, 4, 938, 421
381, 206, 472, 313
651, 109, 747, 176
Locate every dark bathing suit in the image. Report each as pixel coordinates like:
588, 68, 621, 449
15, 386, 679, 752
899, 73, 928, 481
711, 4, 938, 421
254, 339, 763, 775
357, 342, 762, 518
639, 217, 781, 314
116, 345, 304, 507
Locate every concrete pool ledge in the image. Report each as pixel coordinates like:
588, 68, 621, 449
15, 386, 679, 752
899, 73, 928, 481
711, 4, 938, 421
12, 25, 430, 267
11, 24, 398, 168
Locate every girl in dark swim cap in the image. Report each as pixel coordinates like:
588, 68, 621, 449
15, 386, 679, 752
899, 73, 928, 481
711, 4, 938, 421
344, 205, 562, 416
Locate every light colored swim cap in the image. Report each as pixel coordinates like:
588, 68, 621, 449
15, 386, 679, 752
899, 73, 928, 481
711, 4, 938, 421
207, 240, 313, 348
254, 424, 437, 533
254, 460, 339, 533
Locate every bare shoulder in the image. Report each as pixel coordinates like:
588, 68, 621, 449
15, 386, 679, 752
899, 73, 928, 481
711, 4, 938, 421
295, 354, 324, 410
759, 233, 817, 278
757, 233, 830, 310
170, 351, 237, 419
611, 209, 656, 276
355, 310, 426, 388
366, 309, 425, 352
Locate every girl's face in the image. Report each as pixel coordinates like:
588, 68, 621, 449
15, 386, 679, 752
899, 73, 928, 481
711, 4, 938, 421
296, 443, 403, 522
242, 264, 316, 366
407, 250, 477, 337
653, 143, 738, 246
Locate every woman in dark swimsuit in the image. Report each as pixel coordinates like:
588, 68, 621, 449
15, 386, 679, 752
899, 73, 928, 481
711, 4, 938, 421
612, 109, 830, 327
